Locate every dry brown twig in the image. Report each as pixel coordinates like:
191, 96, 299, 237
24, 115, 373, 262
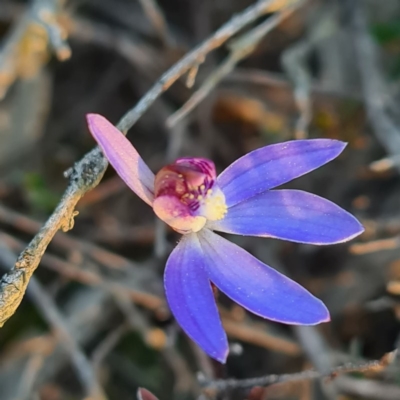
349, 237, 400, 255
0, 0, 302, 328
224, 67, 363, 100
167, 2, 302, 128
221, 316, 301, 356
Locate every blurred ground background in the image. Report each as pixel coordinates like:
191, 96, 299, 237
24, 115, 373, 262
1, 0, 400, 399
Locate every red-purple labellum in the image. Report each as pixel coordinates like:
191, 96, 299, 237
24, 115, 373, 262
153, 158, 227, 233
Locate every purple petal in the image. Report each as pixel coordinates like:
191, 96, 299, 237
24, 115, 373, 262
164, 234, 228, 362
86, 114, 154, 205
198, 230, 330, 325
209, 190, 364, 244
217, 139, 346, 207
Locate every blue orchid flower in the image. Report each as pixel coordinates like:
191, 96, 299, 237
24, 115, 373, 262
87, 113, 364, 363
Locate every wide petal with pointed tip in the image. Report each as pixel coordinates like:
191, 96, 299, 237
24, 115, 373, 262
164, 234, 228, 362
217, 139, 346, 207
86, 114, 154, 205
209, 190, 364, 244
198, 230, 330, 325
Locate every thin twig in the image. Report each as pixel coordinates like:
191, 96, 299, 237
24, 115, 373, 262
222, 317, 301, 356
200, 357, 390, 391
167, 2, 302, 128
225, 68, 362, 100
0, 0, 292, 329
350, 237, 400, 255
370, 155, 400, 172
